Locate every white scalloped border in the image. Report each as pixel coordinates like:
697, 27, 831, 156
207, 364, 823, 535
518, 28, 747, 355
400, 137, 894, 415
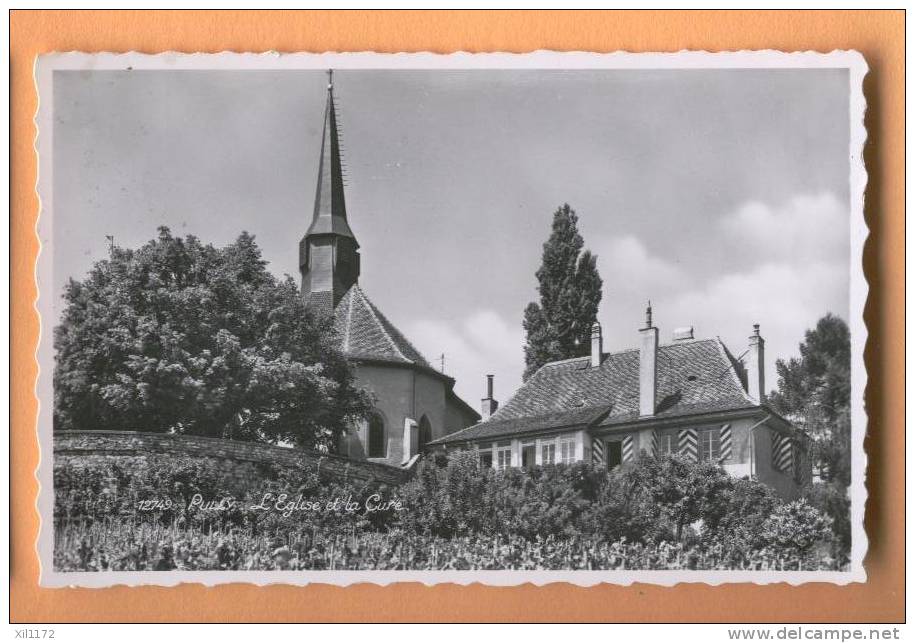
33, 49, 869, 589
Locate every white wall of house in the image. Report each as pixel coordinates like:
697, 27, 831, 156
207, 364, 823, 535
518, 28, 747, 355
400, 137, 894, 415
466, 416, 805, 499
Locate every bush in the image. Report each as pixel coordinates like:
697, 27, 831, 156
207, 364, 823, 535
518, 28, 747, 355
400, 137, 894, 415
760, 499, 833, 556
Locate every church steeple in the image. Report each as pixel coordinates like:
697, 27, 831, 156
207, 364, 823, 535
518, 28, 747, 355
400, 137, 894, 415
300, 70, 361, 316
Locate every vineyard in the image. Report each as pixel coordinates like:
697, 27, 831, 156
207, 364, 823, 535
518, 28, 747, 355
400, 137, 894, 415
55, 519, 833, 571
53, 451, 847, 572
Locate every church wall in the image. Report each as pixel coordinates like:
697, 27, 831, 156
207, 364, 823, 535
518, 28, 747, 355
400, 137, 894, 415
444, 397, 477, 436
56, 431, 412, 488
349, 363, 414, 465
344, 362, 477, 465
413, 370, 448, 442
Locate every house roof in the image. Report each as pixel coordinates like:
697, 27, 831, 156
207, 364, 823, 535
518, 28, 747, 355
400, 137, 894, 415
432, 337, 758, 446
334, 284, 431, 367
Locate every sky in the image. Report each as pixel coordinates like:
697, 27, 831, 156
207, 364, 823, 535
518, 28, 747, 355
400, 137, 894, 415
52, 68, 851, 406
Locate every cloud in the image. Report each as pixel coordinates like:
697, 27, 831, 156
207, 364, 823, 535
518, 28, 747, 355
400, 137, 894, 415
405, 310, 525, 407
590, 193, 850, 390
719, 192, 849, 263
594, 235, 687, 298
665, 260, 848, 386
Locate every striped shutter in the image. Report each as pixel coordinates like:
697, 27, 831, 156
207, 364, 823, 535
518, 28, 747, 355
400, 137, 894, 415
771, 431, 794, 472
591, 437, 605, 466
678, 428, 698, 462
719, 424, 733, 463
621, 435, 634, 463
651, 430, 660, 457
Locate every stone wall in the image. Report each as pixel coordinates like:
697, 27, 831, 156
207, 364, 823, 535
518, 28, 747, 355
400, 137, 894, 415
54, 431, 412, 488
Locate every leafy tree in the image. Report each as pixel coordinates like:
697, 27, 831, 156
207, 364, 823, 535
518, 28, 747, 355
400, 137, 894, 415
621, 454, 735, 541
54, 227, 372, 449
768, 314, 851, 486
523, 204, 603, 379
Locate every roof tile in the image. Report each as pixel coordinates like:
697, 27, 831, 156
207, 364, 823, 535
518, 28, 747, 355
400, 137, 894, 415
333, 284, 431, 367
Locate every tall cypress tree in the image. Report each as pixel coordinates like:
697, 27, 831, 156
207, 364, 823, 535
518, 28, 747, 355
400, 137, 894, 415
522, 204, 603, 380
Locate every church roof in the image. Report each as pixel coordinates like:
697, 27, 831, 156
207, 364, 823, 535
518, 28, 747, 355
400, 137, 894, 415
432, 337, 758, 445
333, 284, 432, 368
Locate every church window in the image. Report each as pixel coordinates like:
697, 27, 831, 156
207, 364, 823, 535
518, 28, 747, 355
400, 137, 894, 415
698, 428, 720, 462
367, 414, 386, 458
418, 415, 433, 452
559, 436, 576, 464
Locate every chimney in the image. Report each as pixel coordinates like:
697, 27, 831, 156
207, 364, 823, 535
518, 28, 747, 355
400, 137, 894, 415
481, 374, 498, 420
747, 323, 766, 403
590, 321, 603, 367
672, 326, 694, 341
639, 302, 658, 417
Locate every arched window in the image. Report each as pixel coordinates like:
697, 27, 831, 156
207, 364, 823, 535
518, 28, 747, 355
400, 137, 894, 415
418, 415, 432, 453
367, 414, 386, 458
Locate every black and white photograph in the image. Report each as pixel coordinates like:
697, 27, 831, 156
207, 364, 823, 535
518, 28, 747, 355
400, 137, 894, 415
35, 51, 868, 586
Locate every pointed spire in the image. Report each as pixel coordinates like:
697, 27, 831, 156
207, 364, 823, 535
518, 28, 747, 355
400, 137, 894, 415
300, 70, 361, 315
306, 69, 356, 240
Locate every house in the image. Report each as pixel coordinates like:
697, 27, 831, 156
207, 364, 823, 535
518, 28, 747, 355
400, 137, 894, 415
431, 307, 811, 499
299, 72, 479, 466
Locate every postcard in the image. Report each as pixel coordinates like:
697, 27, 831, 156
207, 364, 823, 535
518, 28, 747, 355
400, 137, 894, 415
34, 50, 868, 587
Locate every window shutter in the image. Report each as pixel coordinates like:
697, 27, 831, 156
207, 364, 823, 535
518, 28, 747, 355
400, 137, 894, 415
678, 428, 698, 462
621, 435, 634, 462
591, 437, 604, 466
719, 424, 733, 463
771, 430, 794, 472
651, 430, 660, 457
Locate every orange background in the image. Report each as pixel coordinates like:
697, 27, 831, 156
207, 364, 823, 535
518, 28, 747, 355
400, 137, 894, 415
10, 10, 905, 623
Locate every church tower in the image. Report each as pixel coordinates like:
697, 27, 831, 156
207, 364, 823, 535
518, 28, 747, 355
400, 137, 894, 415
300, 70, 360, 317
296, 71, 480, 465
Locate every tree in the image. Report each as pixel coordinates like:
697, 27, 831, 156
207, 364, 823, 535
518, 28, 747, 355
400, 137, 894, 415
803, 480, 850, 564
768, 314, 851, 486
54, 227, 372, 450
522, 204, 603, 379
624, 454, 735, 541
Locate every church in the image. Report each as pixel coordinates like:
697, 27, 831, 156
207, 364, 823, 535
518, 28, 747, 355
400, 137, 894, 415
299, 73, 480, 466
